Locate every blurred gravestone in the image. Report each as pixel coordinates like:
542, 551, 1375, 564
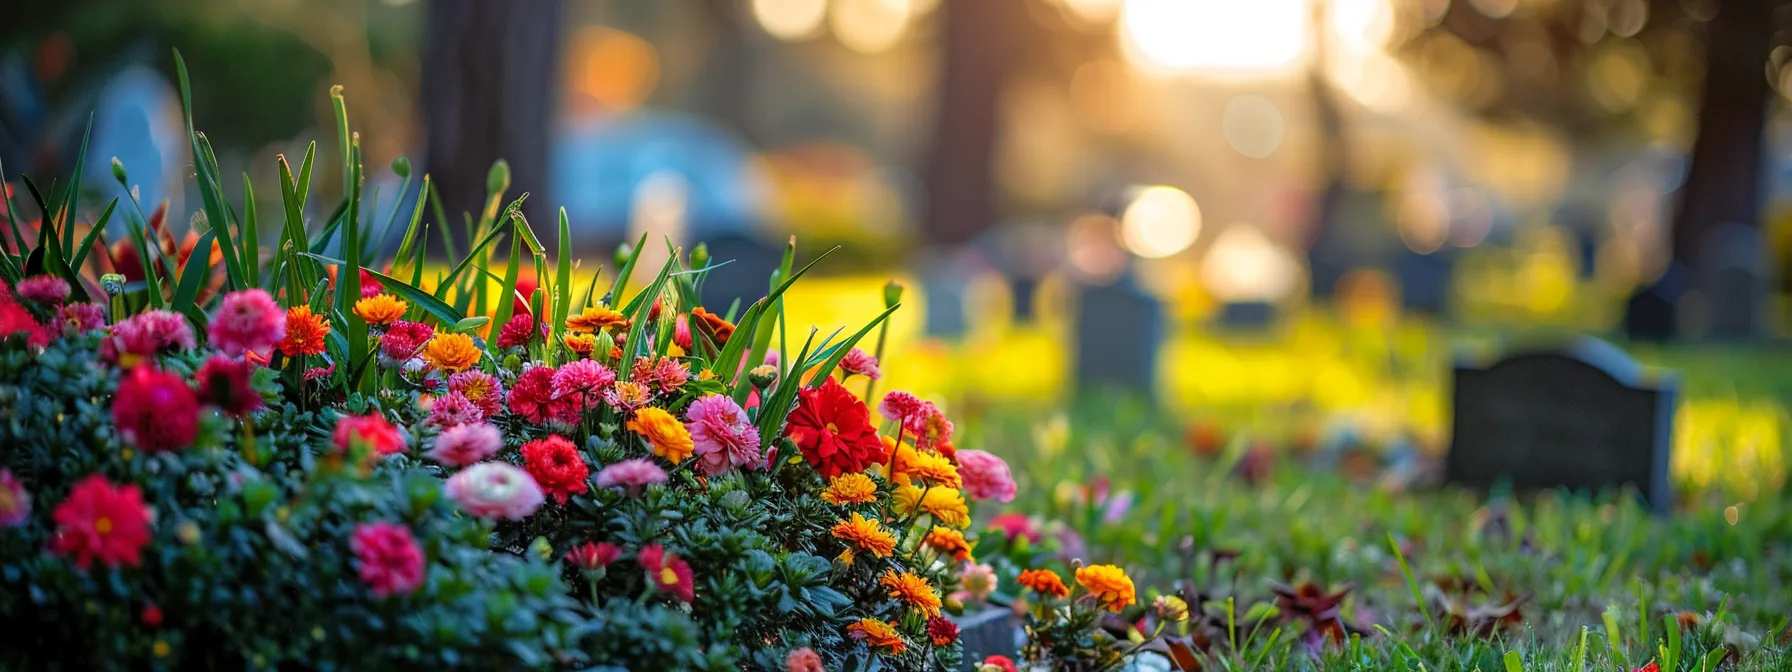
918, 249, 987, 338
951, 608, 1018, 671
1215, 301, 1276, 330
1075, 272, 1163, 392
1393, 248, 1453, 315
697, 233, 782, 315
1623, 262, 1690, 341
1446, 338, 1675, 513
1697, 223, 1765, 340
979, 223, 1062, 325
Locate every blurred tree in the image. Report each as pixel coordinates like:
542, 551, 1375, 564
922, 0, 1034, 246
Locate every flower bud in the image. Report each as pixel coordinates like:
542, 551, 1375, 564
486, 159, 511, 196
100, 273, 125, 297
529, 536, 553, 562
691, 242, 709, 269
748, 364, 778, 389
1153, 595, 1189, 623
883, 280, 904, 309
613, 241, 635, 271
111, 157, 128, 187
391, 155, 411, 179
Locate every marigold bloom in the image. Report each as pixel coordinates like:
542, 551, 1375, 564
50, 474, 153, 569
956, 449, 1016, 503
923, 527, 975, 563
208, 289, 285, 356
1075, 564, 1137, 612
1018, 569, 1070, 598
563, 331, 596, 355
890, 444, 961, 489
926, 616, 959, 646
689, 307, 734, 345
350, 522, 426, 597
784, 647, 823, 672
820, 473, 879, 505
352, 294, 407, 325
0, 469, 30, 527
628, 407, 695, 463
892, 484, 971, 528
686, 394, 762, 475
786, 378, 887, 478
830, 512, 896, 559
565, 304, 628, 333
113, 366, 200, 452
879, 569, 943, 617
638, 544, 695, 603
446, 462, 545, 520
426, 422, 504, 467
846, 618, 905, 655
422, 332, 481, 372
521, 435, 589, 504
195, 355, 262, 417
278, 305, 331, 357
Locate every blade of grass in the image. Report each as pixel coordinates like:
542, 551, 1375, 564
1389, 532, 1432, 631
67, 197, 118, 276
60, 114, 94, 253
241, 173, 259, 288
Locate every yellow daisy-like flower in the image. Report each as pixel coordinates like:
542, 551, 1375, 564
352, 294, 407, 325
846, 617, 906, 655
878, 569, 943, 617
1075, 564, 1137, 612
565, 305, 628, 333
628, 407, 694, 463
890, 444, 961, 489
563, 332, 596, 355
821, 473, 879, 505
922, 526, 975, 563
422, 332, 482, 372
892, 484, 971, 529
829, 512, 896, 559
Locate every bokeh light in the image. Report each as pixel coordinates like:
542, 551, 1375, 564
1120, 0, 1309, 77
1120, 186, 1202, 258
1200, 223, 1303, 302
567, 27, 660, 114
1221, 95, 1286, 159
753, 0, 829, 41
831, 0, 912, 55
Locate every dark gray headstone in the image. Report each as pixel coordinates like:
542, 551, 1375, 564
1214, 301, 1277, 331
951, 607, 1019, 671
1623, 262, 1689, 342
1394, 248, 1453, 315
697, 233, 783, 314
1446, 337, 1676, 513
1075, 273, 1163, 392
1697, 223, 1765, 340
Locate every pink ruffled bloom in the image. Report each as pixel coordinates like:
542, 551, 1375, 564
784, 648, 824, 672
55, 302, 107, 334
878, 391, 924, 424
551, 359, 616, 413
447, 370, 504, 417
426, 423, 504, 467
445, 462, 545, 520
0, 469, 30, 527
685, 394, 762, 476
16, 275, 70, 305
631, 356, 690, 396
350, 522, 426, 597
956, 450, 1016, 503
426, 391, 485, 428
839, 347, 881, 381
207, 289, 286, 356
594, 458, 667, 495
103, 310, 195, 364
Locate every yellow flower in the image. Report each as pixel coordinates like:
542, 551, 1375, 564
628, 407, 694, 463
563, 332, 596, 355
846, 617, 906, 655
422, 332, 481, 372
879, 569, 942, 617
152, 640, 171, 658
566, 305, 628, 333
829, 512, 896, 559
922, 526, 975, 563
892, 485, 971, 528
1075, 564, 1137, 612
352, 294, 407, 325
666, 343, 686, 358
890, 443, 961, 489
821, 473, 879, 505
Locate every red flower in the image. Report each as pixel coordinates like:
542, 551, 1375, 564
926, 616, 959, 646
140, 604, 163, 628
988, 513, 1041, 542
358, 268, 383, 299
508, 366, 575, 425
521, 435, 589, 504
638, 544, 695, 603
333, 414, 407, 455
379, 320, 434, 363
1633, 665, 1659, 672
195, 355, 262, 417
495, 313, 537, 350
50, 474, 153, 570
785, 378, 887, 478
565, 541, 621, 570
112, 366, 199, 452
350, 522, 426, 597
982, 655, 1019, 672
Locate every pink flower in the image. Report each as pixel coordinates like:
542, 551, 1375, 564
334, 414, 407, 455
0, 469, 30, 527
496, 313, 537, 350
303, 363, 335, 382
425, 423, 504, 467
350, 522, 426, 597
103, 310, 195, 366
551, 359, 616, 413
16, 275, 70, 305
50, 474, 152, 570
426, 391, 485, 428
54, 302, 107, 334
358, 268, 384, 298
631, 356, 690, 395
784, 647, 823, 672
988, 512, 1040, 542
594, 458, 667, 495
565, 541, 622, 570
763, 349, 780, 368
908, 401, 954, 452
685, 394, 762, 476
673, 314, 692, 350
112, 366, 199, 452
378, 321, 434, 366
446, 370, 504, 417
840, 347, 881, 381
207, 289, 286, 356
445, 462, 545, 520
956, 450, 1016, 503
508, 366, 574, 425
879, 391, 924, 424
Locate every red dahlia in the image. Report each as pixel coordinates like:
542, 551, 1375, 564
785, 378, 887, 478
521, 435, 589, 503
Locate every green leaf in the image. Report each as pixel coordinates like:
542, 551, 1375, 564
173, 51, 245, 290
242, 173, 259, 289
606, 231, 649, 306
490, 216, 523, 340
171, 229, 217, 316
452, 316, 490, 333
804, 304, 898, 387
391, 176, 431, 281
362, 265, 467, 327
60, 114, 94, 253
67, 197, 118, 277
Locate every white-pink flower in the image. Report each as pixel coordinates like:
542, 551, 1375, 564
208, 289, 286, 356
427, 391, 485, 428
445, 462, 544, 520
594, 458, 668, 495
685, 394, 762, 475
956, 449, 1016, 503
839, 347, 881, 381
425, 423, 503, 467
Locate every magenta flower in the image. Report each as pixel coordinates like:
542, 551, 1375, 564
879, 390, 924, 424
594, 458, 668, 496
54, 302, 107, 334
685, 394, 762, 476
446, 370, 504, 417
551, 359, 616, 412
425, 423, 504, 467
378, 320, 435, 367
207, 289, 286, 356
427, 391, 485, 428
16, 275, 70, 305
350, 522, 426, 597
840, 347, 881, 381
103, 310, 195, 366
956, 449, 1016, 503
445, 462, 545, 520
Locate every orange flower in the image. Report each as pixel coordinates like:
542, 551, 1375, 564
563, 332, 596, 355
278, 305, 331, 357
821, 473, 879, 505
879, 569, 942, 617
830, 512, 895, 559
628, 407, 694, 463
689, 307, 734, 345
890, 443, 961, 489
352, 294, 407, 325
923, 527, 975, 563
846, 617, 906, 655
892, 485, 970, 529
565, 305, 627, 333
1018, 568, 1070, 598
422, 332, 481, 372
1075, 564, 1136, 612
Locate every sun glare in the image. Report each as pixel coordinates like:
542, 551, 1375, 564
1120, 0, 1311, 77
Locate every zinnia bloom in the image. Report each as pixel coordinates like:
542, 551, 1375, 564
50, 474, 152, 570
195, 355, 263, 417
563, 332, 596, 356
926, 616, 959, 646
495, 313, 538, 349
422, 332, 481, 372
594, 458, 668, 495
839, 347, 881, 381
425, 422, 504, 467
333, 413, 407, 456
447, 370, 504, 417
892, 484, 971, 528
426, 391, 485, 428
923, 527, 975, 563
208, 289, 285, 356
1017, 568, 1070, 598
55, 302, 107, 334
566, 304, 627, 333
846, 618, 905, 655
508, 366, 573, 425
879, 569, 943, 617
521, 435, 589, 503
551, 359, 616, 412
113, 366, 199, 452
638, 544, 695, 603
357, 268, 384, 298
786, 378, 886, 478
0, 469, 29, 527
829, 512, 896, 560
446, 462, 545, 520
689, 307, 734, 345
352, 294, 407, 325
956, 450, 1016, 503
16, 275, 71, 305
784, 647, 823, 672
278, 305, 331, 357
350, 522, 426, 597
628, 407, 695, 463
565, 541, 621, 571
378, 320, 434, 366
685, 394, 761, 475
104, 310, 196, 367
820, 473, 879, 506
1075, 564, 1137, 612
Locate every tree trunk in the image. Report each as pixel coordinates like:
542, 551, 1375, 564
421, 0, 563, 240
1671, 0, 1775, 265
920, 0, 1027, 246
1305, 0, 1353, 299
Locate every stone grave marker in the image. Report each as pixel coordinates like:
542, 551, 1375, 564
1074, 272, 1163, 393
951, 607, 1019, 671
1446, 337, 1676, 513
